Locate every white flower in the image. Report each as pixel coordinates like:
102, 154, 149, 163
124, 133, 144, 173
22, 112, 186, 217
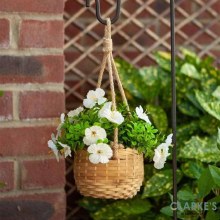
58, 142, 72, 158
98, 102, 112, 118
83, 88, 107, 108
153, 134, 173, 169
67, 107, 84, 118
153, 143, 170, 169
102, 109, 124, 125
48, 137, 59, 162
165, 133, 173, 146
56, 113, 65, 137
60, 113, 65, 123
87, 143, 113, 164
83, 126, 107, 146
135, 106, 151, 124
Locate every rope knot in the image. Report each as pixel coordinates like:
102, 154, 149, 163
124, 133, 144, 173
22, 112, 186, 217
103, 38, 113, 53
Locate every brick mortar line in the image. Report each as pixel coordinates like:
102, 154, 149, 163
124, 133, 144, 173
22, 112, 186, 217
12, 91, 19, 120
9, 16, 20, 49
14, 160, 21, 190
0, 155, 63, 162
0, 118, 60, 128
0, 49, 63, 55
0, 188, 65, 198
0, 83, 64, 92
0, 13, 63, 21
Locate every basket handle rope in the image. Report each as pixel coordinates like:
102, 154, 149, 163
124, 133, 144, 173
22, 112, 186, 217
96, 19, 129, 159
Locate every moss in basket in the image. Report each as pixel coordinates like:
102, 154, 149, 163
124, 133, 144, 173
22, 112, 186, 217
48, 88, 172, 169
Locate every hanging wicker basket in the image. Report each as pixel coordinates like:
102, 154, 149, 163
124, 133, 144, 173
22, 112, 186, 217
73, 19, 144, 199
74, 148, 144, 199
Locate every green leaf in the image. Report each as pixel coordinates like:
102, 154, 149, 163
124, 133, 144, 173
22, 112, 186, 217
198, 168, 214, 198
199, 115, 220, 135
0, 91, 3, 97
212, 86, 220, 100
181, 161, 205, 179
91, 198, 152, 220
154, 51, 171, 72
217, 128, 220, 150
139, 67, 161, 101
179, 136, 220, 163
117, 198, 152, 215
209, 165, 220, 187
180, 48, 200, 61
207, 195, 220, 204
160, 206, 184, 219
196, 90, 220, 121
78, 197, 109, 212
116, 60, 160, 102
186, 92, 204, 111
142, 169, 182, 198
177, 122, 200, 145
178, 101, 200, 117
116, 59, 144, 99
180, 63, 200, 80
206, 210, 220, 220
160, 206, 173, 217
177, 190, 196, 201
146, 104, 168, 132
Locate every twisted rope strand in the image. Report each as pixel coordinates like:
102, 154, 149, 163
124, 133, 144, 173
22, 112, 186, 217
96, 18, 130, 159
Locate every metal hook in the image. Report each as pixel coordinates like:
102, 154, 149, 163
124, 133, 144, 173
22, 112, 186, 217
85, 0, 121, 25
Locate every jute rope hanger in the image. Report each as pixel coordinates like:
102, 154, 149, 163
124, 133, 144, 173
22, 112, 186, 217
97, 18, 130, 159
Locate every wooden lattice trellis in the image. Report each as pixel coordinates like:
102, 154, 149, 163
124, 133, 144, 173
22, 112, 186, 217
64, 0, 220, 219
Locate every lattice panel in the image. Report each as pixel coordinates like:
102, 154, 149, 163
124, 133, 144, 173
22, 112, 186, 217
64, 0, 220, 219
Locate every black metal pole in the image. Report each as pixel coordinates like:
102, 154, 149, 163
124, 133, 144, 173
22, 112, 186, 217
170, 0, 177, 219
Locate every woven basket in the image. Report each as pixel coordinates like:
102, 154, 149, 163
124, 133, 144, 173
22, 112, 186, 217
74, 148, 144, 199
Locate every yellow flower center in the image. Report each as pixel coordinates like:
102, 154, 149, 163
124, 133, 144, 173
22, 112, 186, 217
97, 150, 103, 154
91, 131, 97, 137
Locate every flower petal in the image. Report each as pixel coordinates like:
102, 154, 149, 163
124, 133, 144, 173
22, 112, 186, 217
165, 133, 173, 146
83, 98, 96, 108
99, 155, 109, 164
104, 110, 124, 125
59, 142, 72, 155
83, 136, 93, 146
154, 160, 166, 169
87, 90, 97, 99
97, 97, 107, 105
89, 154, 100, 164
87, 144, 98, 153
95, 88, 105, 97
135, 105, 143, 116
60, 113, 65, 123
67, 107, 84, 118
48, 140, 59, 162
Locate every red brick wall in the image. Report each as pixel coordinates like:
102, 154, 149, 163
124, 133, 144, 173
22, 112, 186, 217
0, 1, 66, 219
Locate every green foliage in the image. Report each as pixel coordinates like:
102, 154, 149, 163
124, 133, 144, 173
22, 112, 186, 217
179, 136, 220, 163
82, 197, 152, 220
217, 128, 220, 149
146, 104, 168, 133
142, 169, 183, 198
198, 165, 220, 198
195, 90, 220, 121
79, 49, 220, 219
119, 112, 159, 157
181, 161, 205, 179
